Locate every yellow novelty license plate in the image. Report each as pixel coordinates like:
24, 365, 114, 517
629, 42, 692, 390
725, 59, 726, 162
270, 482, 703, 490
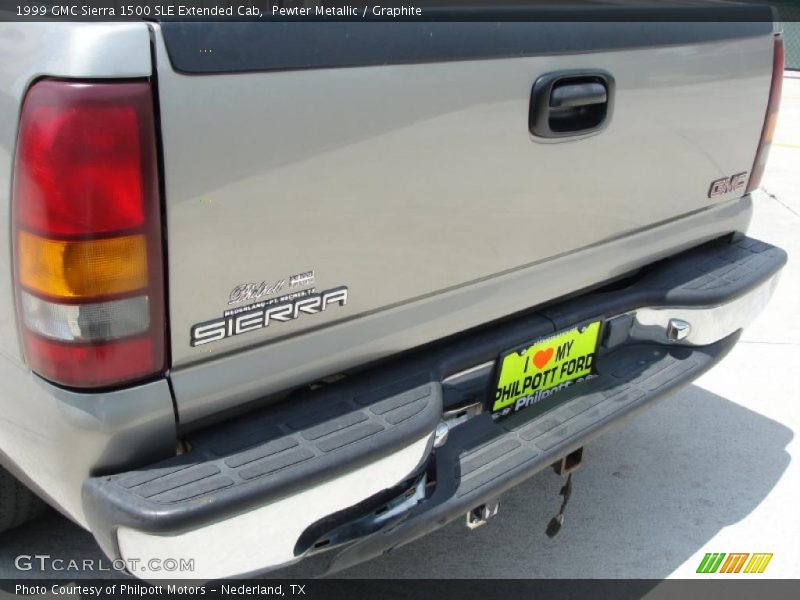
491, 321, 602, 417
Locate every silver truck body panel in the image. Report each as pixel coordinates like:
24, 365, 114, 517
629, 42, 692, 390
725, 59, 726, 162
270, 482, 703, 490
0, 22, 172, 527
0, 369, 176, 528
152, 27, 771, 421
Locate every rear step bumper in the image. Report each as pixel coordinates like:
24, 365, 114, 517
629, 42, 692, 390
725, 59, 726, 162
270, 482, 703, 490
82, 236, 786, 580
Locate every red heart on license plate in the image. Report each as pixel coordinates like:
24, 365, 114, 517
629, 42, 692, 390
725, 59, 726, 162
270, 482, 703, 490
533, 348, 554, 369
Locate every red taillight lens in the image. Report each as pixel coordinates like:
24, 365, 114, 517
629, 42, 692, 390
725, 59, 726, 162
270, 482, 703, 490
747, 35, 784, 194
12, 80, 165, 389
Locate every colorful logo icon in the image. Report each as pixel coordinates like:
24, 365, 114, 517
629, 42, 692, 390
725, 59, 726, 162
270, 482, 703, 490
696, 552, 773, 574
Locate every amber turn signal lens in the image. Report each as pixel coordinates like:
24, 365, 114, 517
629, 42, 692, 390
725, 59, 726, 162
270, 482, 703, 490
18, 231, 148, 299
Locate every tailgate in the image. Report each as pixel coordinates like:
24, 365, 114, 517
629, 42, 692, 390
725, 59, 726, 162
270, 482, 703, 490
153, 21, 774, 374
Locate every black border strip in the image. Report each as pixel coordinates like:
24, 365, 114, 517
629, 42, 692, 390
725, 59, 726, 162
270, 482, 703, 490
3, 579, 800, 599
160, 20, 774, 74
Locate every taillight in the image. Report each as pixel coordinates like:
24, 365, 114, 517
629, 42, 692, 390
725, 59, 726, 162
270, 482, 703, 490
747, 34, 784, 193
12, 80, 165, 389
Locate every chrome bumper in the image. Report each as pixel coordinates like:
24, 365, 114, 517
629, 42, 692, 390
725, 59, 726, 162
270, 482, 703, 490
626, 270, 781, 346
83, 235, 786, 581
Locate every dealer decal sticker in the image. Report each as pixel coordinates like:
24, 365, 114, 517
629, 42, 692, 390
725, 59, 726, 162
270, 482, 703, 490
228, 270, 316, 305
492, 321, 601, 416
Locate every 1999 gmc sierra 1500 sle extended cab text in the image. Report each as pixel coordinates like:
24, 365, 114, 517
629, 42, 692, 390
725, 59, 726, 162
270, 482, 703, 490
0, 5, 788, 580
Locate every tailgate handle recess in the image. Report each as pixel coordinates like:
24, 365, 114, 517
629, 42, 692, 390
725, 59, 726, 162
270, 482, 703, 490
550, 82, 607, 108
529, 70, 614, 139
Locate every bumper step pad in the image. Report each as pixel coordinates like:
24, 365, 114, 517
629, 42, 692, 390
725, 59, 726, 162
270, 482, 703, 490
84, 373, 442, 553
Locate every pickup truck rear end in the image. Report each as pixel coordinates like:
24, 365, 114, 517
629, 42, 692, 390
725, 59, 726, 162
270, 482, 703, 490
0, 9, 787, 580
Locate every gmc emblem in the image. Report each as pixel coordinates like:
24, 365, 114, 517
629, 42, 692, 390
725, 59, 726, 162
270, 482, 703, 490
708, 172, 748, 198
